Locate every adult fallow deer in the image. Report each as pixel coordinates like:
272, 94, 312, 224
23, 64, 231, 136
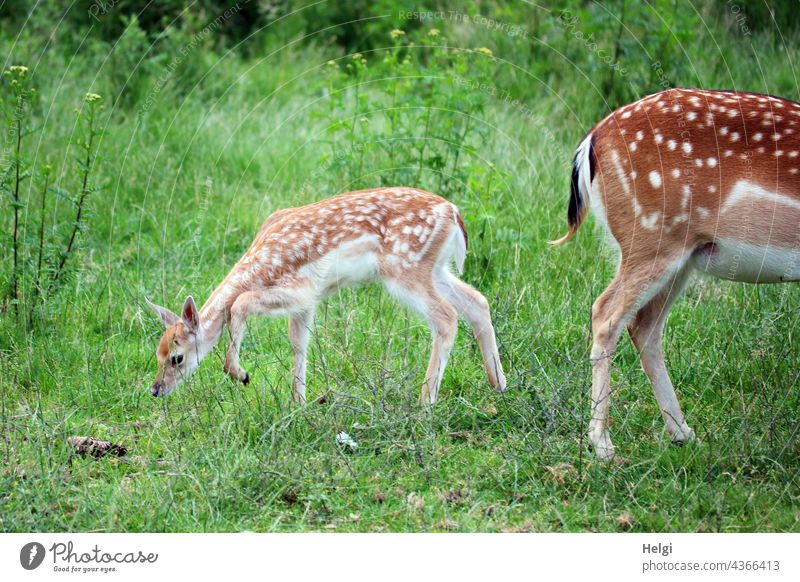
552, 88, 800, 459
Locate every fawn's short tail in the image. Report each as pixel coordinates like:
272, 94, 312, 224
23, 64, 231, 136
549, 133, 596, 245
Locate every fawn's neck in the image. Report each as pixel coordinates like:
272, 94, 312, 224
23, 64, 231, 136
197, 265, 253, 356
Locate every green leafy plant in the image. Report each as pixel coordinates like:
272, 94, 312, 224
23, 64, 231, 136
1, 67, 104, 323
317, 26, 496, 200
1, 65, 34, 315
50, 92, 104, 294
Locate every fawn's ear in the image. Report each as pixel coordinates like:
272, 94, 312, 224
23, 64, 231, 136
182, 296, 200, 334
146, 298, 180, 328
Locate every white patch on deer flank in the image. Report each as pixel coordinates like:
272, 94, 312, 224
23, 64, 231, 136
648, 171, 662, 188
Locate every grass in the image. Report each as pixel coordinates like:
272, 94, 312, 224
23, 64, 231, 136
1, 2, 800, 532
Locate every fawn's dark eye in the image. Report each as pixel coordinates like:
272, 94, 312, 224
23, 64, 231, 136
170, 354, 184, 367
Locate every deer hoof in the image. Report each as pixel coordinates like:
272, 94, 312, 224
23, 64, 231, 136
588, 429, 616, 461
242, 373, 250, 386
671, 424, 696, 446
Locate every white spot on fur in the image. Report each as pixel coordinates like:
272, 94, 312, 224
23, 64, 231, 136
640, 212, 660, 229
648, 171, 662, 188
681, 185, 691, 209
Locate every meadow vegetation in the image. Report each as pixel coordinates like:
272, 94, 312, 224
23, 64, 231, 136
1, 1, 799, 531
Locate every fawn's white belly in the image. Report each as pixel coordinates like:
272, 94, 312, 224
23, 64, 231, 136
301, 234, 381, 292
692, 240, 800, 283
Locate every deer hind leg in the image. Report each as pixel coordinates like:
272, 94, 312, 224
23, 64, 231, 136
288, 309, 314, 404
225, 288, 306, 385
627, 264, 696, 444
384, 278, 458, 405
589, 252, 691, 460
434, 269, 506, 392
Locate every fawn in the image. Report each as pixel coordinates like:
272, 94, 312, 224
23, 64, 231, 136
553, 88, 800, 459
147, 187, 506, 403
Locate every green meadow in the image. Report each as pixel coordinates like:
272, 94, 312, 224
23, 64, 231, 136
1, 1, 798, 532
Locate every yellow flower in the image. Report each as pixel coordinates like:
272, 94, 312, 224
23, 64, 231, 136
428, 28, 440, 37
85, 92, 102, 103
9, 65, 28, 75
474, 47, 494, 57
326, 60, 337, 67
390, 29, 405, 39
351, 53, 363, 60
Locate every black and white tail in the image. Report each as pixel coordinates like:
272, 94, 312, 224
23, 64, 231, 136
549, 133, 596, 245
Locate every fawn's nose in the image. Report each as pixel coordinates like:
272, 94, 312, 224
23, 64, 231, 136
152, 381, 163, 397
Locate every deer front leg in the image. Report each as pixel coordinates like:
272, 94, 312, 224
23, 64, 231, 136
225, 288, 305, 385
288, 309, 314, 403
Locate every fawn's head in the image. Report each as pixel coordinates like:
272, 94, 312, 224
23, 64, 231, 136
146, 296, 203, 397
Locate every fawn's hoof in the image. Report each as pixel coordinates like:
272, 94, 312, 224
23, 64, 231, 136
588, 429, 616, 461
493, 374, 508, 393
242, 373, 250, 386
670, 424, 696, 446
